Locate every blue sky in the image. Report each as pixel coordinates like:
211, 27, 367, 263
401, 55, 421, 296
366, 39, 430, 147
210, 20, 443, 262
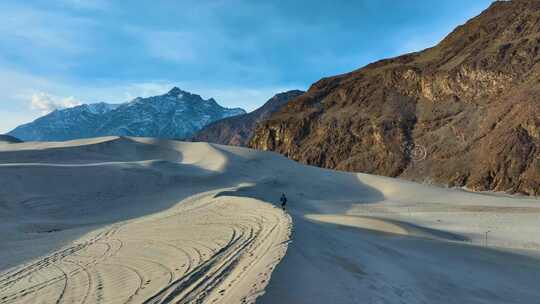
0, 0, 494, 133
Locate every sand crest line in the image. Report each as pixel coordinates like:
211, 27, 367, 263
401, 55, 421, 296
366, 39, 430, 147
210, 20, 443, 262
1, 137, 540, 304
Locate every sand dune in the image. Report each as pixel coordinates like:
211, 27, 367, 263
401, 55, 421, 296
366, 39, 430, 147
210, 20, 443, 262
1, 137, 539, 303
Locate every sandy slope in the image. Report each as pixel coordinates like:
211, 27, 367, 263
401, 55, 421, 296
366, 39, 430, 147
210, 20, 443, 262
0, 137, 539, 304
0, 138, 291, 304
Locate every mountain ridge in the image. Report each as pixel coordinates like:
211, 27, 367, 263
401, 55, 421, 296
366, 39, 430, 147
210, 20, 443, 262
249, 0, 540, 195
9, 88, 245, 141
192, 90, 304, 146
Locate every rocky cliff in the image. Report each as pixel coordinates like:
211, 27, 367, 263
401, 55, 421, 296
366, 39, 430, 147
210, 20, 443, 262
249, 0, 540, 195
192, 90, 304, 146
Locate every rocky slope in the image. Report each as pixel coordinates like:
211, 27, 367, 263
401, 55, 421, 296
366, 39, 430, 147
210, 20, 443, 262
9, 88, 245, 141
250, 0, 540, 195
192, 90, 304, 146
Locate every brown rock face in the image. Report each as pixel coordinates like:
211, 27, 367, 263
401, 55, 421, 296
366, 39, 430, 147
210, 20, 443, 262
192, 90, 304, 146
249, 0, 540, 195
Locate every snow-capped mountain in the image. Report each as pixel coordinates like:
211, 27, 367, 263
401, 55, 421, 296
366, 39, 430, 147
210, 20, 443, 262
9, 87, 246, 141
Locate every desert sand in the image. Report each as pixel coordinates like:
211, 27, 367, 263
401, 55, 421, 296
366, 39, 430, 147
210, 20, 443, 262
0, 137, 539, 304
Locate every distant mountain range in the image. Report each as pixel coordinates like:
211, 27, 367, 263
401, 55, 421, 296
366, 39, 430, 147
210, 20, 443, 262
249, 0, 540, 195
192, 90, 304, 146
9, 87, 245, 141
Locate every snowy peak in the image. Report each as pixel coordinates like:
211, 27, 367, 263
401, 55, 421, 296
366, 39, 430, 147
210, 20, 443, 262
163, 87, 209, 105
163, 87, 195, 100
166, 86, 186, 97
8, 88, 246, 141
84, 102, 121, 114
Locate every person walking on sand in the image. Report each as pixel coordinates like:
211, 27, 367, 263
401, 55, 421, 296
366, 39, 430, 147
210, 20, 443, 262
280, 193, 287, 210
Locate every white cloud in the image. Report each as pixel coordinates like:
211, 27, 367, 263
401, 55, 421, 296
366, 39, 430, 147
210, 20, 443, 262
29, 92, 81, 114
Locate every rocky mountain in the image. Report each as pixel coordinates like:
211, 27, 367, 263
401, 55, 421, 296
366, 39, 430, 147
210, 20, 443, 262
192, 90, 304, 146
0, 135, 22, 143
9, 103, 122, 142
250, 0, 540, 195
9, 87, 245, 141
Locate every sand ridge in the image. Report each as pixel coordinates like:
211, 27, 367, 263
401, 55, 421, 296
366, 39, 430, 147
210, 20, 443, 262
0, 137, 291, 304
1, 137, 540, 304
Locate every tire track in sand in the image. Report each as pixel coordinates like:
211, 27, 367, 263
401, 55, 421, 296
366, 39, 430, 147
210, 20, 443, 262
0, 196, 291, 304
